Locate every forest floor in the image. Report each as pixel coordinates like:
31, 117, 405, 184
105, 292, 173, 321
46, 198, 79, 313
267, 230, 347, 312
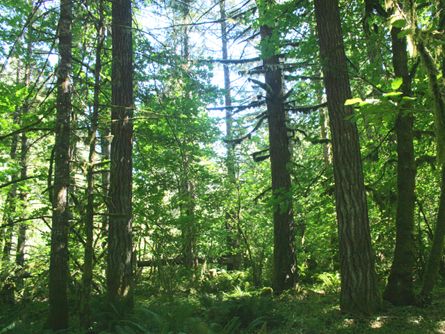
1, 276, 445, 333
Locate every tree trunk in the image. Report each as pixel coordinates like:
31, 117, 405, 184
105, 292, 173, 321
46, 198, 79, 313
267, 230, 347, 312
15, 35, 31, 293
417, 39, 445, 304
2, 131, 18, 263
419, 166, 445, 303
15, 130, 28, 293
178, 0, 198, 272
107, 0, 134, 311
100, 131, 111, 245
314, 0, 380, 314
1, 108, 19, 305
179, 164, 197, 272
48, 0, 72, 329
383, 26, 416, 306
258, 0, 297, 294
81, 0, 104, 326
220, 0, 242, 271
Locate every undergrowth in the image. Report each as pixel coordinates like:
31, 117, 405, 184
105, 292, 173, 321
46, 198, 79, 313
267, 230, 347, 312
1, 271, 445, 333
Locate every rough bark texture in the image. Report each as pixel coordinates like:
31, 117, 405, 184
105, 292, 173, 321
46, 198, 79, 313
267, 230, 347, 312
107, 0, 134, 311
48, 0, 72, 329
419, 166, 445, 303
417, 41, 445, 303
314, 0, 380, 314
259, 5, 296, 293
81, 2, 104, 326
383, 26, 416, 306
180, 167, 197, 270
220, 0, 242, 271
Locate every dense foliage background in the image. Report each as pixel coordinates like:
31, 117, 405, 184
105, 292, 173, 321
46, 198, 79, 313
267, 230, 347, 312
1, 0, 445, 332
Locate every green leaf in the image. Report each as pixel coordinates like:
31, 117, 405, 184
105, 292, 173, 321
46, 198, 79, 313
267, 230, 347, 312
397, 28, 413, 38
344, 98, 363, 106
390, 17, 407, 29
383, 91, 403, 97
391, 77, 403, 90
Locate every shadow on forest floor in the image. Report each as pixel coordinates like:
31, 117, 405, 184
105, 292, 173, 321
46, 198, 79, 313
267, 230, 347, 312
1, 286, 445, 333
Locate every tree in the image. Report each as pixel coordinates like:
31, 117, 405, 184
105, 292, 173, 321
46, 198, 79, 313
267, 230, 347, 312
314, 0, 380, 314
362, 0, 416, 305
383, 4, 416, 305
1, 102, 19, 304
178, 0, 198, 272
257, 0, 297, 294
220, 0, 242, 271
81, 0, 105, 326
15, 27, 32, 294
48, 0, 73, 329
417, 37, 445, 304
107, 0, 134, 311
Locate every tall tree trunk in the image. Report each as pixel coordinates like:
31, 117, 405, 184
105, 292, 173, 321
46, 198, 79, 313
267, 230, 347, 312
258, 0, 296, 294
180, 166, 197, 270
81, 0, 104, 326
48, 0, 72, 329
1, 106, 19, 305
107, 0, 134, 311
2, 133, 18, 264
15, 131, 27, 293
220, 0, 242, 271
362, 1, 385, 84
314, 0, 380, 314
417, 39, 445, 304
383, 25, 416, 306
15, 35, 32, 294
179, 0, 198, 272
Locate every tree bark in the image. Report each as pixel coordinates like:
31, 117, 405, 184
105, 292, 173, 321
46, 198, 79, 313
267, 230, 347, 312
417, 39, 445, 304
48, 0, 72, 329
178, 0, 198, 272
314, 0, 380, 314
258, 0, 297, 294
383, 25, 416, 306
15, 35, 32, 293
107, 0, 134, 311
220, 0, 242, 271
81, 0, 104, 327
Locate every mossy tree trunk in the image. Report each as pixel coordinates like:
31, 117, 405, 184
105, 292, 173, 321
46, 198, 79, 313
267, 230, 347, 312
384, 24, 416, 306
258, 0, 297, 294
48, 0, 72, 329
417, 39, 445, 304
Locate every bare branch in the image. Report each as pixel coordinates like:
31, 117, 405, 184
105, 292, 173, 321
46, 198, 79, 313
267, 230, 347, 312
0, 175, 38, 190
286, 102, 327, 114
224, 113, 268, 145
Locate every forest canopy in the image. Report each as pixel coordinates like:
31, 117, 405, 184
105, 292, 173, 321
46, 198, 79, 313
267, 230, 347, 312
1, 0, 445, 333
